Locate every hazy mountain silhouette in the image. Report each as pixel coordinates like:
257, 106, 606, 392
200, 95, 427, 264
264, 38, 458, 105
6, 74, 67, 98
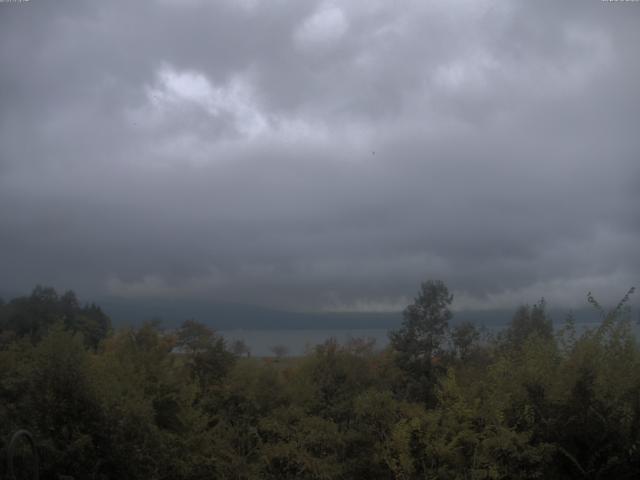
97, 297, 603, 331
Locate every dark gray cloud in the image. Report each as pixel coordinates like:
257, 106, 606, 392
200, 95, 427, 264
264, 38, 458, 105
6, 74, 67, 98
0, 0, 638, 312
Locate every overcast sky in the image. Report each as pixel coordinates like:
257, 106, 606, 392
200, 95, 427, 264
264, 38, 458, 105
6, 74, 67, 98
0, 0, 638, 312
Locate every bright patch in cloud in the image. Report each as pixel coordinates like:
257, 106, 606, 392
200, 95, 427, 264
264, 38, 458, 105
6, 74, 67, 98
294, 3, 349, 50
128, 63, 348, 165
145, 64, 268, 138
433, 50, 499, 92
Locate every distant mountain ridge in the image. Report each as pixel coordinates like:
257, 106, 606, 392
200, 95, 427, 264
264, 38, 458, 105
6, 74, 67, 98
96, 296, 606, 331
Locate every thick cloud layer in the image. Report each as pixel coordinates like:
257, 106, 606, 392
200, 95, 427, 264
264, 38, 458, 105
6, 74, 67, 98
0, 0, 638, 311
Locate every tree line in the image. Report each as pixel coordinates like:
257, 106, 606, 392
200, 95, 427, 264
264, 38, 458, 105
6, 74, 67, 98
0, 282, 638, 479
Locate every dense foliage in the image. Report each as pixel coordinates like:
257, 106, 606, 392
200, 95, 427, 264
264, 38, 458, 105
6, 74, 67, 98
0, 283, 638, 479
